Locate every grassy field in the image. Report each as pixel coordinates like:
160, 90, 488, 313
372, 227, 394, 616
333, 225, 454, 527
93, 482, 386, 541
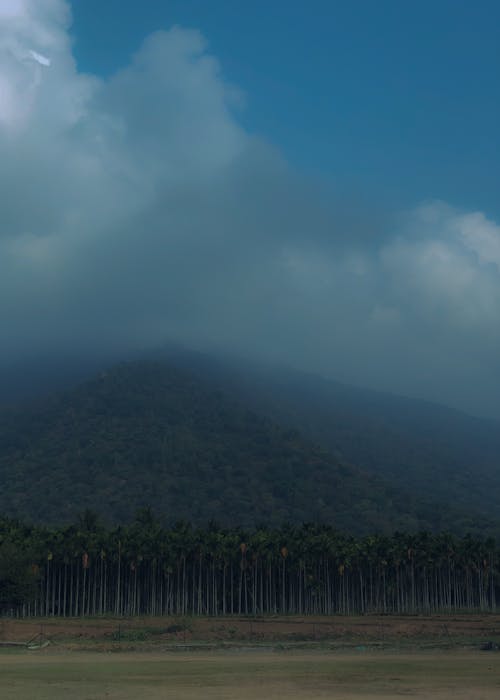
1, 649, 500, 699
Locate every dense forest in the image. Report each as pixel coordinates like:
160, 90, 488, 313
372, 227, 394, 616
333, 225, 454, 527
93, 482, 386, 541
161, 351, 500, 521
0, 361, 496, 535
1, 356, 499, 620
1, 511, 497, 618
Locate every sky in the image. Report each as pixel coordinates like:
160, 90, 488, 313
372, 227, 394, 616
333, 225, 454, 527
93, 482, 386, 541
0, 0, 499, 419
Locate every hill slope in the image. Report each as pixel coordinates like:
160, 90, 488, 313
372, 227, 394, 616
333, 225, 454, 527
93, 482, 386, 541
156, 351, 500, 523
0, 360, 479, 533
240, 369, 500, 520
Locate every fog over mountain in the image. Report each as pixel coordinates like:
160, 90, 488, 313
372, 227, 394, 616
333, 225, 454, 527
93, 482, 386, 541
1, 355, 499, 535
1, 0, 499, 419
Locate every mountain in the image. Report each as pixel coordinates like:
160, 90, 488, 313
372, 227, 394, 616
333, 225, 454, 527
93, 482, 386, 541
154, 350, 500, 524
0, 359, 483, 534
238, 371, 500, 521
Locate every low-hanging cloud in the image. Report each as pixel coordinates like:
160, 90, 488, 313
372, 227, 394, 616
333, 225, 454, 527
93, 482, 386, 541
1, 0, 499, 419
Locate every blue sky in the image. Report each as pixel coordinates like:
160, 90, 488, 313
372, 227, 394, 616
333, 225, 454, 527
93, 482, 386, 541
72, 0, 500, 218
1, 0, 499, 418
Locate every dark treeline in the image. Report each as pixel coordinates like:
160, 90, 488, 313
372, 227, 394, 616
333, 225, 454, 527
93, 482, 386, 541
0, 509, 497, 618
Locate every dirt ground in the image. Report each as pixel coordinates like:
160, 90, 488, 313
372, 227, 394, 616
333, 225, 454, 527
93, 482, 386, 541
2, 613, 500, 651
1, 650, 500, 699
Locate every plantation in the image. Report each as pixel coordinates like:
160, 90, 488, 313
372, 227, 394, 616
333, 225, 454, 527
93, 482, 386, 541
1, 511, 497, 618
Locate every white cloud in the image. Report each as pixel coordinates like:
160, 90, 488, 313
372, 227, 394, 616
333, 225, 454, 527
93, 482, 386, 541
29, 49, 51, 66
0, 0, 27, 20
0, 0, 88, 130
379, 203, 500, 329
457, 211, 500, 271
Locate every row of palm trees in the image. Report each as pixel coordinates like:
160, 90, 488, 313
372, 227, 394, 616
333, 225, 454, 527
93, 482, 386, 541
1, 510, 497, 617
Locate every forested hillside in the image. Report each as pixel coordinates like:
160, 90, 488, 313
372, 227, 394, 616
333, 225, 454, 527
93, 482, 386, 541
0, 360, 486, 533
156, 351, 500, 522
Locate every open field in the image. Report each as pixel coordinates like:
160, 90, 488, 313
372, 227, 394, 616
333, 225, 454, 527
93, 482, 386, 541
1, 649, 500, 699
2, 617, 500, 698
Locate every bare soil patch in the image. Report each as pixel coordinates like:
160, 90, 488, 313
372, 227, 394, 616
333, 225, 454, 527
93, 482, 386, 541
2, 614, 500, 651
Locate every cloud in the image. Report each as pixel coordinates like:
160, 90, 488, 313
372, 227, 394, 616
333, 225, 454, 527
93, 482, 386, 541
380, 202, 500, 330
0, 1, 499, 419
29, 49, 51, 66
0, 0, 73, 127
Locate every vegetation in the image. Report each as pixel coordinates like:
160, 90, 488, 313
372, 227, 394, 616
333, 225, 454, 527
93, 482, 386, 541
179, 354, 500, 522
1, 357, 499, 622
1, 511, 498, 617
3, 651, 500, 700
0, 361, 495, 534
